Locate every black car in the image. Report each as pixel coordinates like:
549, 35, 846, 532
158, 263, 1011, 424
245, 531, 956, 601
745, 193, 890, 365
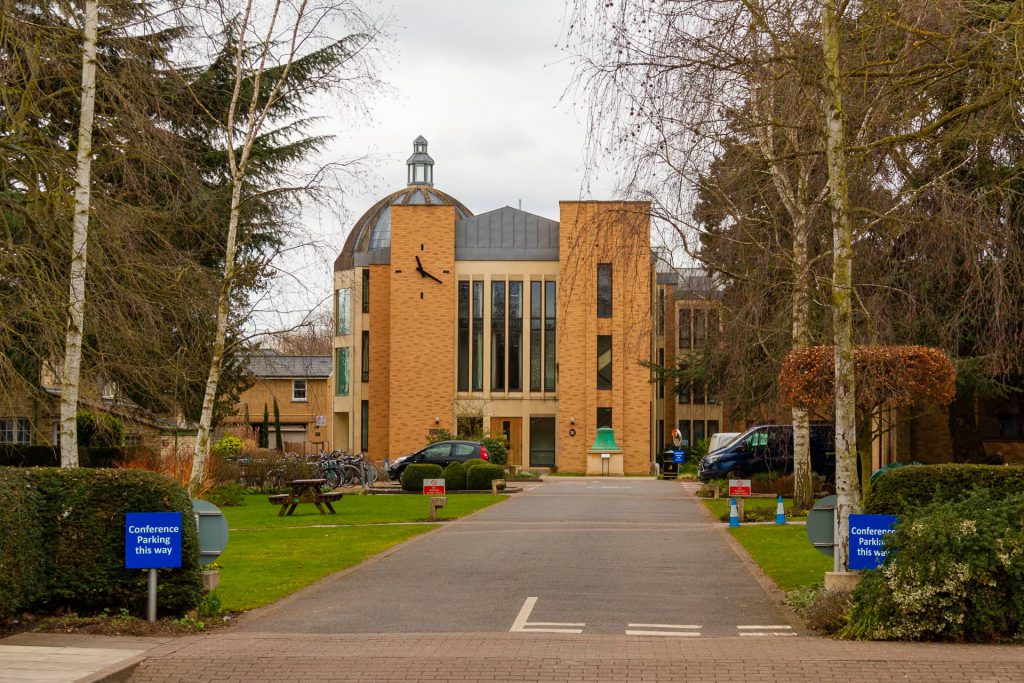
697, 424, 835, 482
387, 440, 489, 481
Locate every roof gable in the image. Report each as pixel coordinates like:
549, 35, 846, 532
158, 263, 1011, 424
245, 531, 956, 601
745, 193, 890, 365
455, 206, 559, 261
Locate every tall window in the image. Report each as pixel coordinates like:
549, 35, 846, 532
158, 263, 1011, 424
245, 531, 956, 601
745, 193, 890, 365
360, 400, 369, 451
544, 281, 556, 391
361, 269, 370, 313
509, 281, 523, 391
678, 419, 691, 447
708, 420, 720, 437
335, 288, 350, 335
693, 420, 706, 445
530, 281, 542, 392
472, 281, 484, 391
597, 263, 612, 318
597, 335, 612, 390
457, 281, 470, 391
491, 281, 506, 391
678, 382, 690, 404
693, 379, 706, 405
361, 331, 370, 382
694, 309, 706, 348
657, 289, 665, 336
292, 378, 307, 401
0, 418, 30, 445
597, 407, 613, 429
335, 348, 350, 396
657, 348, 665, 398
657, 419, 665, 453
678, 308, 692, 349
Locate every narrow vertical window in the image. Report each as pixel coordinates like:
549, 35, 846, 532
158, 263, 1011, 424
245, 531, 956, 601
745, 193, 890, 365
657, 289, 665, 336
335, 347, 350, 396
457, 281, 470, 391
657, 419, 665, 453
361, 331, 369, 382
509, 281, 523, 391
657, 348, 665, 398
360, 400, 369, 452
693, 379, 706, 405
597, 335, 612, 390
597, 407, 613, 429
708, 420, 719, 437
335, 288, 350, 335
544, 281, 556, 392
693, 420, 706, 445
694, 309, 706, 348
678, 309, 692, 349
491, 281, 506, 391
678, 382, 690, 404
530, 281, 542, 392
597, 263, 612, 318
361, 269, 370, 313
472, 281, 484, 391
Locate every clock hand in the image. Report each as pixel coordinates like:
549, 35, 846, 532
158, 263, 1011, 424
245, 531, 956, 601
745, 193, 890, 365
425, 271, 443, 284
415, 255, 426, 276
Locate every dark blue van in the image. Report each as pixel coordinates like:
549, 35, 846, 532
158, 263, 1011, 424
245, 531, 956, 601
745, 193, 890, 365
697, 424, 835, 482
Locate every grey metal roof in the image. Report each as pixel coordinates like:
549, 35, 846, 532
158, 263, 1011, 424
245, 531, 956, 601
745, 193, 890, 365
248, 355, 332, 378
674, 267, 723, 299
455, 206, 559, 261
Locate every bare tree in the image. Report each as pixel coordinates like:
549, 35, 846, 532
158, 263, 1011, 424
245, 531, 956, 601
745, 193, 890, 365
184, 0, 386, 495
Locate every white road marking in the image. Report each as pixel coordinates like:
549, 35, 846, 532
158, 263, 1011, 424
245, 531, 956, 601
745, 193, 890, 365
588, 486, 633, 489
737, 625, 793, 630
626, 623, 701, 637
510, 597, 585, 634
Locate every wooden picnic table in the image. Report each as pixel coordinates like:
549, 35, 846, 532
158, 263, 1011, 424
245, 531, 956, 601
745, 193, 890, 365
268, 478, 343, 517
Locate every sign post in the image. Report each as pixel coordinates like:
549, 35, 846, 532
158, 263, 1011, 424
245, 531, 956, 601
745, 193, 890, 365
423, 478, 445, 496
125, 512, 183, 622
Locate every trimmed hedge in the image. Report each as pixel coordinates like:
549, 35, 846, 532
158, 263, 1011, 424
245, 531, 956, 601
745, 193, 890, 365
400, 463, 443, 492
467, 464, 505, 491
0, 445, 143, 468
461, 458, 487, 472
441, 461, 467, 491
865, 464, 1024, 516
0, 467, 202, 619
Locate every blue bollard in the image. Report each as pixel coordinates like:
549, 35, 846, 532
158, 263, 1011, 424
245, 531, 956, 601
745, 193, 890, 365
775, 494, 787, 525
729, 497, 740, 527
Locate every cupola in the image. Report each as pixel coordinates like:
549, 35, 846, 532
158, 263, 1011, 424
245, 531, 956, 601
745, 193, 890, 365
406, 135, 434, 186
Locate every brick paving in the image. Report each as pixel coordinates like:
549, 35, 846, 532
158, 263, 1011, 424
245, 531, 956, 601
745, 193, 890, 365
129, 631, 1024, 682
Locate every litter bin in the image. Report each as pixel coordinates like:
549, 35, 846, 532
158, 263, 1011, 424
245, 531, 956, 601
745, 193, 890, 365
658, 449, 682, 480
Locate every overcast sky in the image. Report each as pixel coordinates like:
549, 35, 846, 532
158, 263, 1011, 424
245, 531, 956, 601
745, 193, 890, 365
265, 0, 617, 330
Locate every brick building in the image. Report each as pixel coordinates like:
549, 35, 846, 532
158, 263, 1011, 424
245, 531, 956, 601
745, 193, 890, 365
331, 137, 655, 473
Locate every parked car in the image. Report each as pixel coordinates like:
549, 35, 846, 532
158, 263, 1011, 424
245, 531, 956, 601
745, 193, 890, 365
707, 431, 741, 453
387, 440, 489, 481
698, 424, 835, 482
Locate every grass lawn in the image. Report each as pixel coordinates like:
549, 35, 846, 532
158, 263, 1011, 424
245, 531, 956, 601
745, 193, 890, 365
224, 493, 505, 529
728, 524, 831, 592
702, 497, 807, 522
211, 493, 506, 611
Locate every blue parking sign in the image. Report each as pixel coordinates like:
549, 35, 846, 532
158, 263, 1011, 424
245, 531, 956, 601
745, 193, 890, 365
673, 450, 685, 463
125, 512, 182, 569
848, 513, 897, 570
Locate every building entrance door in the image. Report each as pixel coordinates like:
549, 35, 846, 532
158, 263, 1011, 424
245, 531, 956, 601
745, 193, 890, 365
490, 417, 522, 467
529, 416, 556, 467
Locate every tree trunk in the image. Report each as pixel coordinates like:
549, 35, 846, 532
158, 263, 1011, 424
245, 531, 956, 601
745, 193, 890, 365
821, 0, 860, 571
59, 0, 99, 468
857, 413, 874, 505
190, 177, 243, 496
792, 216, 813, 512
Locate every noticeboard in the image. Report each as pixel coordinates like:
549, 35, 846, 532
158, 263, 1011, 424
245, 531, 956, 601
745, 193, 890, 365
125, 512, 182, 569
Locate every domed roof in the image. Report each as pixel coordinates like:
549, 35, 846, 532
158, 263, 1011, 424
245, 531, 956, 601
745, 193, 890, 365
334, 185, 472, 271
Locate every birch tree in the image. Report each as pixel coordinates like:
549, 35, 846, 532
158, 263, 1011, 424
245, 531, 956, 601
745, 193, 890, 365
58, 0, 98, 466
184, 0, 385, 495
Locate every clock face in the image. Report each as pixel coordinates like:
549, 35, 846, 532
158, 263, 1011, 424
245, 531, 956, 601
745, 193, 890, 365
415, 255, 443, 284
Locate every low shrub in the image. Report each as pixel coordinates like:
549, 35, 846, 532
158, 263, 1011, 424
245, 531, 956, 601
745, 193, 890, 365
803, 589, 853, 634
461, 458, 487, 472
842, 491, 1024, 642
400, 464, 444, 492
466, 463, 505, 491
0, 467, 202, 620
865, 463, 1024, 516
442, 462, 467, 491
211, 435, 243, 459
0, 445, 141, 468
77, 411, 126, 448
206, 483, 246, 507
0, 472, 49, 618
